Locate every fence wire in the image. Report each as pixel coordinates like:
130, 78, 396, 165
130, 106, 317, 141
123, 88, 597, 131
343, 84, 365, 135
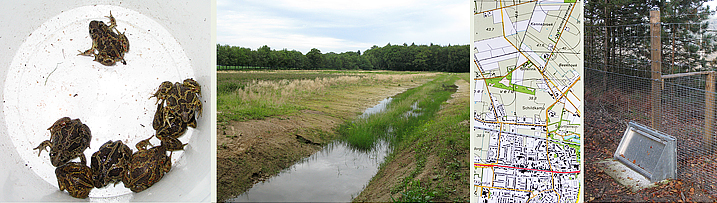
586, 18, 717, 193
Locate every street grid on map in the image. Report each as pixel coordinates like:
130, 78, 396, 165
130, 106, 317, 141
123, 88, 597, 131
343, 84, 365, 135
470, 0, 583, 202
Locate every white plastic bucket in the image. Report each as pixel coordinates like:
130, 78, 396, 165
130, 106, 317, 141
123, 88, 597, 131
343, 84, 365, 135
0, 2, 211, 201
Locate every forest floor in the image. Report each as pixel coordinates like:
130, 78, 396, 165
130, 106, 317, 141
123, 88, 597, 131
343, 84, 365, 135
585, 88, 717, 202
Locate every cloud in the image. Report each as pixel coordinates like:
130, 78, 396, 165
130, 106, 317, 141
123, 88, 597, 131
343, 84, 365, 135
217, 0, 468, 53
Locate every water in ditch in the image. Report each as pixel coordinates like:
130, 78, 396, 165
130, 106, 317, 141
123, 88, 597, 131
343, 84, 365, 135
229, 97, 397, 202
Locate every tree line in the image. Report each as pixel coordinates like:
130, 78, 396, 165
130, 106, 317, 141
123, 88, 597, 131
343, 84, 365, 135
585, 0, 716, 75
217, 43, 469, 72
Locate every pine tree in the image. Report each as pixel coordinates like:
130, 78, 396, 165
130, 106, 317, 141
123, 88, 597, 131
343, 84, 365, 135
585, 0, 716, 74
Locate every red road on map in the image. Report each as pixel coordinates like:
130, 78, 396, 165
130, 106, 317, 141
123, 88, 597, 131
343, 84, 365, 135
474, 163, 580, 174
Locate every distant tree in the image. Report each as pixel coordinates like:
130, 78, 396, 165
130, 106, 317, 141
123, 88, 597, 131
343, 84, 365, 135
216, 43, 468, 72
217, 44, 229, 66
307, 48, 323, 69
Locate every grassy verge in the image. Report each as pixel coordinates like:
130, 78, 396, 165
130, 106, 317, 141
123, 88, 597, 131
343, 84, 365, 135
337, 74, 458, 150
217, 70, 433, 121
353, 73, 470, 202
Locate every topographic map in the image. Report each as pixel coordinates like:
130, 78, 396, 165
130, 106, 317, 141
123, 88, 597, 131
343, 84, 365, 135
470, 0, 583, 202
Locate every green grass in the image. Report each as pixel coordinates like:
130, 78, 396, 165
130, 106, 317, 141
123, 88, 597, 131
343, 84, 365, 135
217, 82, 246, 94
218, 70, 363, 85
217, 70, 432, 122
392, 73, 469, 202
218, 97, 301, 121
217, 65, 269, 70
395, 73, 469, 202
351, 73, 469, 202
217, 71, 349, 121
337, 73, 459, 150
392, 180, 437, 203
318, 70, 425, 75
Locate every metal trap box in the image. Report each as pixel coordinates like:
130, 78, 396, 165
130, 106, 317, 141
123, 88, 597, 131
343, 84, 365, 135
613, 121, 676, 182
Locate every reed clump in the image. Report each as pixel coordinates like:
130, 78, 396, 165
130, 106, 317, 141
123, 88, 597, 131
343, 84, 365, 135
338, 73, 459, 151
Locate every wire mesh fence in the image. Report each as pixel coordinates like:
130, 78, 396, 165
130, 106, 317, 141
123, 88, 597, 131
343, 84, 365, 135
586, 12, 717, 194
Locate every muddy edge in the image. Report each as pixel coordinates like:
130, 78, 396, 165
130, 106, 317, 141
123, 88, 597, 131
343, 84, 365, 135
216, 75, 435, 201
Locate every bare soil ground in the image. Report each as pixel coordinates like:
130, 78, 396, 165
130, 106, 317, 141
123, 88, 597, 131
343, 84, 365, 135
353, 78, 470, 202
216, 75, 434, 202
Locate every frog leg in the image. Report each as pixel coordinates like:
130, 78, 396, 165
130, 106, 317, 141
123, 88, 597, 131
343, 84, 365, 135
151, 82, 173, 104
79, 154, 88, 166
149, 94, 160, 105
135, 136, 155, 151
161, 151, 172, 174
95, 52, 117, 66
105, 11, 117, 31
187, 111, 197, 128
112, 52, 127, 65
159, 137, 186, 151
77, 49, 94, 56
78, 38, 100, 57
181, 78, 202, 95
118, 32, 129, 52
77, 45, 97, 56
193, 96, 203, 117
153, 104, 165, 131
33, 140, 52, 156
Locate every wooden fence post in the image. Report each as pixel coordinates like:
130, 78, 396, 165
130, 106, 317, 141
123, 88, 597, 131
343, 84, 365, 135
706, 72, 715, 152
650, 10, 662, 130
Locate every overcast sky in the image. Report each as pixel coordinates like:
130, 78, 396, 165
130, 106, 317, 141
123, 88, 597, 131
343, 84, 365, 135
217, 0, 468, 54
708, 0, 717, 10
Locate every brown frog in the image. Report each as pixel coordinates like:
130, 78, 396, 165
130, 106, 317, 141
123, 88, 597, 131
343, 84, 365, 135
145, 79, 202, 152
151, 79, 203, 125
136, 104, 187, 152
177, 78, 203, 122
34, 117, 92, 167
78, 11, 129, 66
153, 103, 188, 151
90, 140, 132, 188
151, 81, 174, 103
56, 162, 94, 199
123, 145, 171, 193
